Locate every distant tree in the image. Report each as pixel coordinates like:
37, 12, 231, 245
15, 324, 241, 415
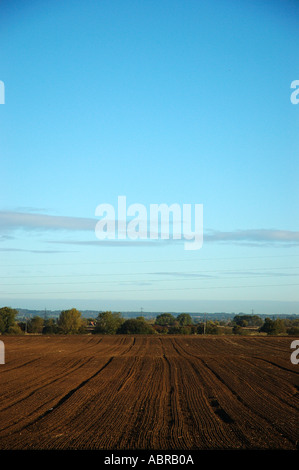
168, 325, 192, 335
28, 316, 44, 334
167, 326, 182, 334
259, 318, 274, 335
233, 324, 243, 335
252, 315, 263, 327
284, 318, 299, 328
197, 322, 205, 334
117, 318, 156, 334
177, 313, 193, 326
155, 313, 176, 326
7, 324, 23, 335
153, 325, 169, 334
206, 321, 221, 335
233, 314, 263, 327
259, 317, 286, 335
287, 326, 299, 336
180, 326, 192, 334
196, 321, 220, 335
57, 308, 85, 334
232, 324, 249, 335
0, 307, 18, 334
94, 311, 123, 334
238, 319, 248, 328
43, 318, 59, 334
272, 318, 286, 335
190, 325, 198, 334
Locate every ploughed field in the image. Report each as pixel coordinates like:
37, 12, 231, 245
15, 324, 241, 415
0, 335, 298, 450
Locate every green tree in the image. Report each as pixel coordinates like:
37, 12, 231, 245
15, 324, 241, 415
232, 324, 249, 335
94, 311, 123, 334
117, 318, 156, 334
206, 321, 220, 335
168, 326, 182, 334
43, 318, 59, 334
260, 317, 286, 335
238, 319, 248, 328
28, 316, 44, 334
180, 326, 192, 334
0, 307, 18, 334
155, 313, 176, 326
196, 321, 220, 335
177, 313, 193, 326
168, 325, 192, 334
153, 325, 169, 334
7, 324, 23, 335
272, 318, 286, 335
57, 308, 85, 334
197, 322, 205, 334
287, 326, 299, 335
233, 314, 263, 327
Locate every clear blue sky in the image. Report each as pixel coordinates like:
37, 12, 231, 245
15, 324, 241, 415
1, 0, 299, 314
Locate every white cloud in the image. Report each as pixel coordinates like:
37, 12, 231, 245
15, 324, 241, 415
0, 211, 96, 232
204, 229, 299, 246
1, 211, 298, 247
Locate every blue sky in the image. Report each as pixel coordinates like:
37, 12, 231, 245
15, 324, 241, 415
0, 0, 299, 314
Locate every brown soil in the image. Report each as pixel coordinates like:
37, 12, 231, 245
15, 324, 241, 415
0, 335, 298, 450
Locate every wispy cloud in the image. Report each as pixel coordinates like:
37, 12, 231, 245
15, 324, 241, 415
149, 270, 298, 281
204, 229, 299, 246
50, 228, 299, 248
151, 271, 214, 279
0, 247, 76, 254
0, 211, 96, 232
0, 235, 14, 242
1, 210, 298, 247
48, 239, 177, 247
14, 206, 54, 214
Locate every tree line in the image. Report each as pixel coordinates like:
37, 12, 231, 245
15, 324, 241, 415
0, 307, 299, 336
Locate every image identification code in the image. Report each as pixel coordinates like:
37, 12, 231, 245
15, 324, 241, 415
104, 453, 194, 466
